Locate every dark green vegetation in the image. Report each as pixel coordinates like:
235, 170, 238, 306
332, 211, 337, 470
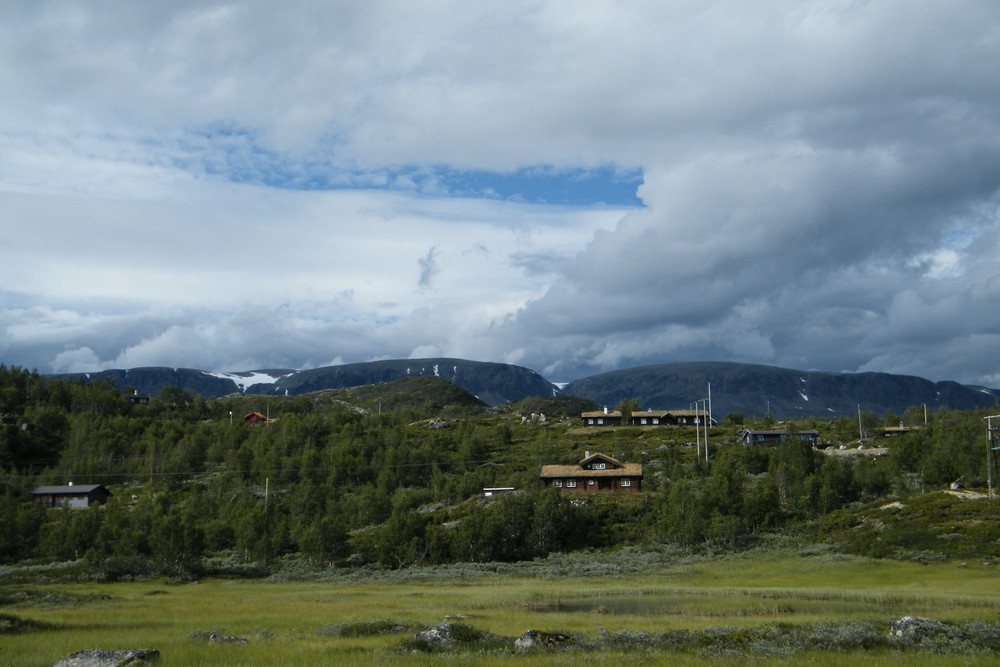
563, 361, 999, 418
1, 363, 999, 581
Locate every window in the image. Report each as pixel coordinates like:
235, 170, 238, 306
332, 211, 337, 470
566, 479, 577, 488
554, 480, 562, 487
653, 418, 659, 424
621, 479, 631, 487
641, 418, 648, 425
587, 418, 594, 425
593, 462, 606, 470
588, 479, 595, 486
597, 418, 604, 425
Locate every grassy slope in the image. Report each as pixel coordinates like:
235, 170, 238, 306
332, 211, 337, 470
818, 491, 1000, 561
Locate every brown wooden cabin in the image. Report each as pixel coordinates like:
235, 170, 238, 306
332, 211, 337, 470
540, 452, 643, 493
243, 412, 269, 425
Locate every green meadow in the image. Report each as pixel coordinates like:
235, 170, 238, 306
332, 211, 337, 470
3, 547, 1000, 666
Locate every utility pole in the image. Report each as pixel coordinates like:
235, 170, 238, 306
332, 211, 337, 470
708, 382, 713, 426
702, 397, 710, 464
985, 415, 1000, 500
694, 401, 701, 462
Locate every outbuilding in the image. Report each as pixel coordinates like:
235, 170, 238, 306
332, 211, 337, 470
31, 484, 111, 508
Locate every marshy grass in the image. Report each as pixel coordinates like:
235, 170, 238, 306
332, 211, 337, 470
1, 546, 999, 665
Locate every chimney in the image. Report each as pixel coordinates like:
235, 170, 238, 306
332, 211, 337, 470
603, 406, 608, 414
68, 481, 73, 486
585, 450, 590, 459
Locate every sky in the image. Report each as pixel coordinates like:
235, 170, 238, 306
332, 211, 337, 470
2, 1, 1000, 387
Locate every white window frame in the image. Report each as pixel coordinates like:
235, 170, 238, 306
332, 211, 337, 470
621, 479, 631, 487
554, 480, 562, 487
593, 462, 606, 470
588, 479, 595, 486
566, 479, 577, 488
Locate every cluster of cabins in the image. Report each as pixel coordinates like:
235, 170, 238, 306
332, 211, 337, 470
27, 408, 835, 507
582, 408, 711, 427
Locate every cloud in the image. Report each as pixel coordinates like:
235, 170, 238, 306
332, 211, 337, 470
417, 246, 440, 290
2, 1, 1000, 389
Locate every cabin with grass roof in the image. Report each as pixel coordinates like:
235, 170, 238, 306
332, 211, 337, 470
540, 452, 643, 493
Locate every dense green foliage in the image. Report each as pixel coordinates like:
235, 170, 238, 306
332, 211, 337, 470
1, 363, 998, 577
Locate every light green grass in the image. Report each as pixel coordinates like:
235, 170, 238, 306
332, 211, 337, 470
2, 551, 999, 666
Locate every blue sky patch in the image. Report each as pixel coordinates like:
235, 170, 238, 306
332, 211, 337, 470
186, 125, 643, 207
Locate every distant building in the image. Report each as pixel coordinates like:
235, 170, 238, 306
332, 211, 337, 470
881, 424, 921, 437
581, 408, 623, 427
31, 484, 111, 508
540, 452, 643, 493
740, 429, 820, 446
482, 487, 515, 497
243, 412, 269, 425
126, 390, 150, 405
583, 408, 714, 427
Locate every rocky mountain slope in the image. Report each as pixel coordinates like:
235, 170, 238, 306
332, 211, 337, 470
48, 359, 999, 418
560, 361, 999, 418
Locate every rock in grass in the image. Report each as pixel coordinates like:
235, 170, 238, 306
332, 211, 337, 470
52, 648, 159, 667
890, 616, 948, 640
515, 629, 572, 650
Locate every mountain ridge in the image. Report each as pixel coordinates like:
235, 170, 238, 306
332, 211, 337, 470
560, 361, 999, 418
47, 359, 1000, 417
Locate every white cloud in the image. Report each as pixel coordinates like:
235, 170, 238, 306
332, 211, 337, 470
2, 1, 1000, 387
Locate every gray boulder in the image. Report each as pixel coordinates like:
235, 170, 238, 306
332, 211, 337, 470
414, 623, 457, 648
53, 649, 159, 667
890, 616, 948, 641
514, 629, 572, 650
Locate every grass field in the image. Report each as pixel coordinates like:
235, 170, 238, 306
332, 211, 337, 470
2, 547, 1000, 665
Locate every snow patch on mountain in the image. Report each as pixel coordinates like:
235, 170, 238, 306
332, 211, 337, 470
205, 370, 291, 392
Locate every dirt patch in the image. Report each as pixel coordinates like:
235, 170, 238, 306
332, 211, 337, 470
945, 489, 989, 500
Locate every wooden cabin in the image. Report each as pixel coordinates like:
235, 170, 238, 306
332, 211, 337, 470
540, 452, 643, 493
31, 484, 111, 508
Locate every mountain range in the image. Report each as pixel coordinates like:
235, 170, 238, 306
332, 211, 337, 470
49, 359, 1000, 419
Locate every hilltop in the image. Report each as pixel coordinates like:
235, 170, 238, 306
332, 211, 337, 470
561, 361, 999, 418
46, 359, 999, 418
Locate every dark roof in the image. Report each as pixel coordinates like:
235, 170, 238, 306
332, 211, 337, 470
31, 484, 108, 495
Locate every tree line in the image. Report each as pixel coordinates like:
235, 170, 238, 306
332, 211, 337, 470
0, 364, 996, 576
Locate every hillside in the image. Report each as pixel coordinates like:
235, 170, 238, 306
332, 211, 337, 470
46, 359, 999, 418
50, 358, 556, 407
560, 361, 999, 418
